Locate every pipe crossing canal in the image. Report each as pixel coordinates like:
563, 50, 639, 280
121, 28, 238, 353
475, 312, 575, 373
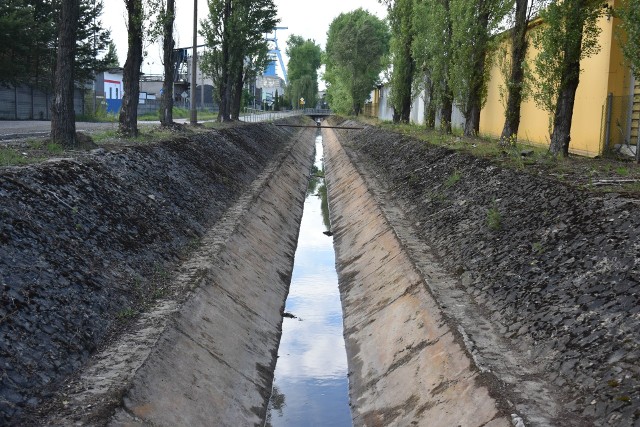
41, 123, 531, 426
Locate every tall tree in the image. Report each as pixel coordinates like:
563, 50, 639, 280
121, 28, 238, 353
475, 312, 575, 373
324, 8, 390, 115
159, 0, 175, 126
103, 41, 120, 68
201, 0, 277, 122
51, 0, 80, 146
532, 0, 602, 156
286, 35, 322, 109
499, 0, 536, 145
617, 0, 640, 78
450, 0, 512, 136
617, 0, 640, 163
0, 0, 112, 88
0, 0, 39, 85
119, 0, 144, 137
412, 0, 455, 133
386, 0, 417, 123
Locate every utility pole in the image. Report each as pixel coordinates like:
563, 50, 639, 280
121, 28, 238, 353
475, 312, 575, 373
190, 0, 197, 125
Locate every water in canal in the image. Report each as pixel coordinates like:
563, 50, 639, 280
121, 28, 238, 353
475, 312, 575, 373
265, 133, 351, 426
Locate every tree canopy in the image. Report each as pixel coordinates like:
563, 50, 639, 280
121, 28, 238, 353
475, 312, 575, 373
324, 8, 390, 115
201, 0, 278, 121
385, 0, 416, 123
532, 0, 602, 155
286, 35, 322, 109
412, 0, 455, 131
0, 0, 112, 88
617, 0, 640, 79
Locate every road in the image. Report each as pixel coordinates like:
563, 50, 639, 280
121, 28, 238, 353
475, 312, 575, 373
0, 120, 120, 141
0, 112, 301, 141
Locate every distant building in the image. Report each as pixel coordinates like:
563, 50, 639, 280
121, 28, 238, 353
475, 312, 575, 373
255, 74, 285, 110
95, 68, 123, 114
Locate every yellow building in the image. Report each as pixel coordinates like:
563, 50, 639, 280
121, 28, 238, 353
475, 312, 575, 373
480, 1, 638, 157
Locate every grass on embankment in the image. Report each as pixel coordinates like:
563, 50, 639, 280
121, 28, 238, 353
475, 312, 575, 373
355, 117, 640, 196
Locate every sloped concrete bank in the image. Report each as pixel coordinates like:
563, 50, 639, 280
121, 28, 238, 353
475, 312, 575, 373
325, 118, 639, 426
323, 128, 512, 426
1, 120, 315, 425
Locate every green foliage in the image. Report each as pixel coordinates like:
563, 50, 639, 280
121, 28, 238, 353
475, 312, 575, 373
449, 0, 512, 122
617, 0, 640, 78
324, 8, 390, 115
486, 200, 502, 230
102, 41, 120, 68
201, 0, 277, 120
0, 0, 113, 87
532, 0, 602, 117
286, 35, 322, 108
444, 170, 461, 188
412, 0, 453, 117
386, 0, 416, 123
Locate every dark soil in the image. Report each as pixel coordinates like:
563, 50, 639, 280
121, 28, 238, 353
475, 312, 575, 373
0, 119, 301, 424
331, 117, 640, 426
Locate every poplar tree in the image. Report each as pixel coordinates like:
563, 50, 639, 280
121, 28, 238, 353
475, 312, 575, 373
532, 0, 602, 156
618, 0, 640, 78
499, 0, 537, 145
386, 0, 416, 123
286, 35, 322, 109
324, 9, 390, 115
159, 0, 175, 126
201, 0, 277, 121
412, 0, 455, 132
119, 0, 144, 137
450, 0, 512, 136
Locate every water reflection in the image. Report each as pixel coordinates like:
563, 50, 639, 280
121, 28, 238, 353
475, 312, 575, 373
265, 133, 351, 427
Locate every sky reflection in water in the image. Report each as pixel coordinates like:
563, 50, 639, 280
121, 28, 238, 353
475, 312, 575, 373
266, 135, 351, 427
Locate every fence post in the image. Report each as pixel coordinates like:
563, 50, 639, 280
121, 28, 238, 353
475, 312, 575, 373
636, 126, 640, 164
604, 92, 613, 150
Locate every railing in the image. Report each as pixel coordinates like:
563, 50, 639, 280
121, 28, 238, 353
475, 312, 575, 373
238, 108, 333, 123
239, 108, 300, 123
302, 108, 333, 116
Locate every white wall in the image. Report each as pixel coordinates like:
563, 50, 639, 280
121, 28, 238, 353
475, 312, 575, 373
378, 85, 464, 128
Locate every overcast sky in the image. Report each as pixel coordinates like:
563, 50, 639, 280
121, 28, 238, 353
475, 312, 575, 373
102, 0, 388, 79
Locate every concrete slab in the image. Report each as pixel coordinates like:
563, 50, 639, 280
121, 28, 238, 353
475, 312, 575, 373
323, 127, 511, 427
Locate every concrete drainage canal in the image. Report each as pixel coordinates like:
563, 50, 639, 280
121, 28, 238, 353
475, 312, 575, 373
7, 120, 600, 426
266, 132, 351, 426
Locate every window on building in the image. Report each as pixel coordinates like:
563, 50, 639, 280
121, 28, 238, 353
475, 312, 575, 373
116, 88, 119, 99
109, 87, 112, 99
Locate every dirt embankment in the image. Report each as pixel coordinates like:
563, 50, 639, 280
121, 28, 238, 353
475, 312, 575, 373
0, 121, 301, 423
331, 118, 639, 426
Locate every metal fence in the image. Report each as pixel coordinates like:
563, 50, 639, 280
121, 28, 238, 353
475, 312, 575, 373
602, 93, 639, 160
240, 108, 300, 123
0, 85, 85, 120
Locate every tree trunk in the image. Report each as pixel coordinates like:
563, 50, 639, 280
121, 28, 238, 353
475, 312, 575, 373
499, 0, 529, 145
119, 0, 143, 137
440, 0, 453, 135
425, 79, 436, 129
160, 0, 175, 127
217, 0, 232, 122
549, 81, 579, 156
51, 0, 79, 147
399, 42, 415, 123
549, 0, 585, 157
440, 84, 453, 134
463, 9, 490, 137
464, 97, 482, 136
230, 67, 244, 120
